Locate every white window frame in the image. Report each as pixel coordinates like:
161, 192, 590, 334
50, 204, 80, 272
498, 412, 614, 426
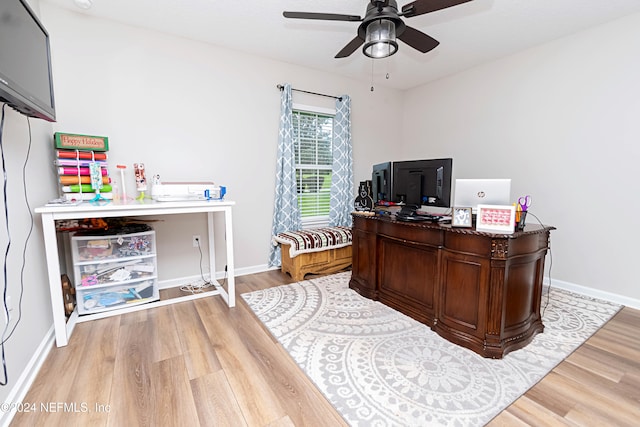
292, 103, 336, 229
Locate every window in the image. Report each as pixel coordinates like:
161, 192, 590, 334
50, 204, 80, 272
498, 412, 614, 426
292, 106, 334, 228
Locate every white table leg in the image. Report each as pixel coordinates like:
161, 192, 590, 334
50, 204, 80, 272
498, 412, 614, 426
40, 213, 69, 346
207, 212, 216, 284
225, 207, 235, 307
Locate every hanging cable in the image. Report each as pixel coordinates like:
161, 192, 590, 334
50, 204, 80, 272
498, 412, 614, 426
526, 210, 553, 317
0, 104, 9, 385
180, 237, 213, 294
2, 113, 32, 346
0, 105, 34, 386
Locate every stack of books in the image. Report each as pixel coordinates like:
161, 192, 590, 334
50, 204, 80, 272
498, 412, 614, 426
54, 133, 112, 201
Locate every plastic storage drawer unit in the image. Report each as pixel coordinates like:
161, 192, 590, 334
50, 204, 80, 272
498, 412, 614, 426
71, 229, 159, 315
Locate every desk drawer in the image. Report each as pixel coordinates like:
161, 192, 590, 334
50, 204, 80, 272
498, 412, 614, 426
378, 221, 442, 246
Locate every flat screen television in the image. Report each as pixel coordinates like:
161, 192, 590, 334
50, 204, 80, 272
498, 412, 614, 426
392, 158, 453, 208
0, 0, 56, 122
371, 161, 392, 203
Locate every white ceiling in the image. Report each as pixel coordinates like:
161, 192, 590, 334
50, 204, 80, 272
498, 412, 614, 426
43, 0, 640, 91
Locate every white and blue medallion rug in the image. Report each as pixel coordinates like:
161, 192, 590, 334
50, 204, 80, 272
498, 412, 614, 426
242, 272, 621, 426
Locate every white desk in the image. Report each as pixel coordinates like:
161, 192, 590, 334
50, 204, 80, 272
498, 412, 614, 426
35, 199, 236, 347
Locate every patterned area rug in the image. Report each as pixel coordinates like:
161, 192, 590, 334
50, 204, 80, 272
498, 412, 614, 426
242, 272, 621, 426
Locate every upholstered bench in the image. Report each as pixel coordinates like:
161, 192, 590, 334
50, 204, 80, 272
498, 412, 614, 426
273, 226, 352, 281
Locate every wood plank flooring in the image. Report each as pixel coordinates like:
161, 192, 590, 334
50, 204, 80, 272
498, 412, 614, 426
488, 307, 640, 427
11, 271, 640, 426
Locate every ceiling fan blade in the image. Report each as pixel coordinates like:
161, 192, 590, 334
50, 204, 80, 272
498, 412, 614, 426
283, 11, 362, 22
335, 36, 365, 58
397, 26, 439, 53
401, 0, 472, 18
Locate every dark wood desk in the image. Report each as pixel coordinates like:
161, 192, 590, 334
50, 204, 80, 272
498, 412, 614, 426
349, 214, 554, 358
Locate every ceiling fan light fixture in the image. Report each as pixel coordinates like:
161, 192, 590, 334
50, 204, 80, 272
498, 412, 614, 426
363, 18, 398, 59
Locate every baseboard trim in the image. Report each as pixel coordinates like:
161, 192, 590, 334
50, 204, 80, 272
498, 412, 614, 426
0, 326, 55, 427
157, 267, 640, 311
158, 264, 279, 290
546, 277, 640, 310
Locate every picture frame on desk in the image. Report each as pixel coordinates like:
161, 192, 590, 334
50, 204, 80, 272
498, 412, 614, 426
475, 204, 516, 234
452, 207, 473, 227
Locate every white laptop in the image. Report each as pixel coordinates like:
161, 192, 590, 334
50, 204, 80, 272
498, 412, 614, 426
453, 179, 512, 213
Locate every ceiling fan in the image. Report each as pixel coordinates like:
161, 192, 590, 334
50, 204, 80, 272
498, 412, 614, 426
283, 0, 472, 59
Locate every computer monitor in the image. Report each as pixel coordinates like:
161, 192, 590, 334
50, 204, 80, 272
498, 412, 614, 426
392, 158, 453, 208
453, 179, 512, 213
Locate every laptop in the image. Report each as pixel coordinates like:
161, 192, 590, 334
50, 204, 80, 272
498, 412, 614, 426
453, 179, 512, 213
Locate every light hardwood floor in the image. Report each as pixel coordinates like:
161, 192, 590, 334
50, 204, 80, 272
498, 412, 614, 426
11, 270, 640, 426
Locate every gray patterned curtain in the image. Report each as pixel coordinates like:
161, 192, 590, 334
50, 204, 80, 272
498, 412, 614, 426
269, 84, 301, 267
329, 95, 353, 227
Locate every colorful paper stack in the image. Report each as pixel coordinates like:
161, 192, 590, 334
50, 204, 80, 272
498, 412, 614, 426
54, 133, 113, 201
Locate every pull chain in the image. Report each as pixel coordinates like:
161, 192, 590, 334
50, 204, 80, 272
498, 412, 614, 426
370, 59, 375, 92
370, 59, 390, 91
386, 57, 390, 80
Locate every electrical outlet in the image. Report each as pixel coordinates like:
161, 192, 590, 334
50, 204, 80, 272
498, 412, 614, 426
192, 235, 201, 248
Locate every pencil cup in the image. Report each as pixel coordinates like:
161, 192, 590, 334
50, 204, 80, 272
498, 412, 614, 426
515, 211, 527, 231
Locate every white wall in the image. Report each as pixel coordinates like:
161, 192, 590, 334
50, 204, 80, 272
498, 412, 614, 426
401, 13, 640, 303
40, 4, 403, 279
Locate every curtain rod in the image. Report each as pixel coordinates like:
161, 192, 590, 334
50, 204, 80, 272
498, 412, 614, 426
277, 84, 342, 101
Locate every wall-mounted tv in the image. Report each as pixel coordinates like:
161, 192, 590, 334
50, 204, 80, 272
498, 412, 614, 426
0, 0, 56, 122
371, 161, 392, 203
392, 158, 453, 208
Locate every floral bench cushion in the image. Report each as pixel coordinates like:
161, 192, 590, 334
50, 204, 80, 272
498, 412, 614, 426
273, 226, 352, 258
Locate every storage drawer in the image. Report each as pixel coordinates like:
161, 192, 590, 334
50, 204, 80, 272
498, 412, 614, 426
77, 280, 158, 315
71, 230, 155, 262
76, 258, 157, 287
